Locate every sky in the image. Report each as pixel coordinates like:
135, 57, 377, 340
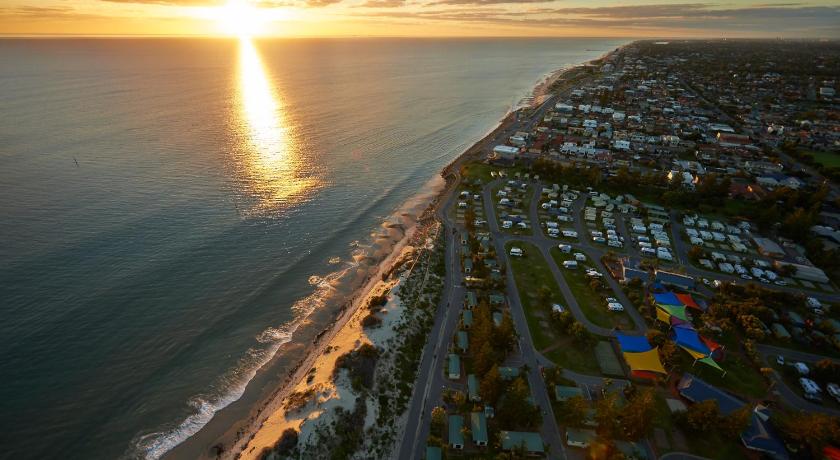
1, 0, 838, 38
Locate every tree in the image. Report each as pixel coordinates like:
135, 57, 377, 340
720, 406, 751, 439
479, 366, 504, 405
559, 395, 589, 427
497, 377, 542, 429
679, 400, 720, 433
687, 245, 705, 261
595, 393, 620, 438
778, 412, 840, 457
430, 406, 446, 437
618, 388, 657, 440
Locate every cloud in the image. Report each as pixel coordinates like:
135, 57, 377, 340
351, 2, 840, 35
429, 0, 555, 4
357, 0, 406, 7
99, 0, 224, 5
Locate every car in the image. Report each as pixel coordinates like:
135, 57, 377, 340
774, 280, 788, 286
702, 278, 711, 285
552, 304, 566, 314
804, 391, 823, 403
607, 302, 625, 312
776, 355, 785, 366
740, 274, 753, 280
592, 236, 606, 244
605, 297, 618, 303
827, 383, 840, 403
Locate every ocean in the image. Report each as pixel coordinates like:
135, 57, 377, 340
0, 37, 625, 459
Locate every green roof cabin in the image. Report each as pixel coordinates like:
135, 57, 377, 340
498, 366, 520, 380
555, 385, 584, 402
500, 431, 544, 454
566, 428, 596, 448
470, 412, 488, 447
465, 291, 478, 309
462, 310, 473, 329
425, 445, 442, 460
448, 354, 461, 380
449, 415, 465, 449
467, 374, 480, 401
457, 330, 469, 352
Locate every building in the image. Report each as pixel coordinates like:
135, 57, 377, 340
449, 415, 464, 449
566, 428, 596, 448
500, 431, 544, 454
753, 237, 785, 258
448, 354, 461, 380
555, 385, 585, 402
470, 412, 488, 447
677, 373, 745, 416
740, 405, 789, 460
492, 145, 520, 160
457, 330, 469, 352
654, 270, 695, 290
773, 261, 830, 284
425, 446, 442, 460
467, 374, 480, 401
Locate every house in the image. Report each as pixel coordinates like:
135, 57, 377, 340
462, 310, 473, 329
566, 428, 597, 448
492, 145, 520, 160
470, 412, 489, 447
555, 385, 585, 402
468, 374, 480, 401
740, 405, 789, 460
448, 354, 461, 380
654, 270, 695, 290
753, 237, 785, 258
449, 415, 465, 449
717, 132, 751, 147
500, 431, 544, 454
677, 373, 745, 416
465, 291, 478, 309
499, 366, 520, 380
774, 261, 830, 284
425, 446, 442, 460
457, 331, 469, 352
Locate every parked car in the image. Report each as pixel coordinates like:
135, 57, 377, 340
607, 302, 625, 312
776, 355, 785, 366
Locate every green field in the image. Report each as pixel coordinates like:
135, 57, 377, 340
505, 241, 600, 374
549, 248, 633, 329
803, 149, 840, 168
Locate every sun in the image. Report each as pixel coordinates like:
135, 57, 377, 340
217, 0, 267, 37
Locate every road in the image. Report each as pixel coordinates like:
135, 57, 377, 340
397, 94, 561, 460
756, 344, 840, 416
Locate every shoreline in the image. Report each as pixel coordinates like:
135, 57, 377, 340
162, 43, 627, 460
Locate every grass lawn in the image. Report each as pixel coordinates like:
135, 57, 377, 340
678, 351, 768, 399
506, 241, 563, 350
505, 241, 600, 374
544, 340, 602, 375
549, 248, 633, 330
802, 149, 840, 168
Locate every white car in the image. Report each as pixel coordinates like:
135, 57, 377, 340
827, 383, 840, 403
510, 247, 523, 257
607, 302, 625, 312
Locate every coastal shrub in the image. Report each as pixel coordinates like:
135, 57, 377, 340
334, 343, 380, 392
361, 313, 382, 328
259, 428, 299, 459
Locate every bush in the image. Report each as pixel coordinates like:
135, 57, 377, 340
361, 313, 382, 328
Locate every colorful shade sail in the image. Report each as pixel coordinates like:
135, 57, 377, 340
676, 293, 701, 310
657, 304, 688, 321
653, 292, 681, 306
616, 333, 653, 353
622, 349, 667, 374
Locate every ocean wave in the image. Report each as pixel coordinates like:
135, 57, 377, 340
126, 264, 352, 460
126, 166, 445, 460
